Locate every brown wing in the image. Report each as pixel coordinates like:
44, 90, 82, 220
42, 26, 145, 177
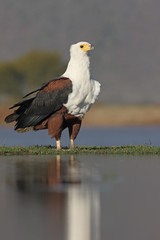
5, 77, 72, 130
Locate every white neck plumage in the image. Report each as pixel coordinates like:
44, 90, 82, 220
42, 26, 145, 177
63, 53, 91, 83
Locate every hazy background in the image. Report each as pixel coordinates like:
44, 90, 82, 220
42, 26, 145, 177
0, 0, 160, 105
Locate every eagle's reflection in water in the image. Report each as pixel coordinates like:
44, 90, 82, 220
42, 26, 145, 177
8, 155, 100, 240
16, 155, 81, 191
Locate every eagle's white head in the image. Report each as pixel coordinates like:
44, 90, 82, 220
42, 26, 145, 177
63, 41, 94, 80
70, 41, 94, 58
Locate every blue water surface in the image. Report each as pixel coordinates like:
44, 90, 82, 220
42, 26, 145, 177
1, 126, 160, 147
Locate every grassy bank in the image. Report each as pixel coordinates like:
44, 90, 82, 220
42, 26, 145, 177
1, 145, 160, 155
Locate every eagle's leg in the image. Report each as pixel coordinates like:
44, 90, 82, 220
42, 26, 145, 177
68, 118, 82, 149
70, 139, 74, 149
48, 114, 64, 150
56, 139, 61, 150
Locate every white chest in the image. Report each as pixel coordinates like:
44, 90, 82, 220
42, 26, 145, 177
64, 78, 100, 117
62, 52, 101, 116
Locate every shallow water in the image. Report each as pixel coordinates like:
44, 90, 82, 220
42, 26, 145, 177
1, 154, 160, 240
1, 126, 160, 147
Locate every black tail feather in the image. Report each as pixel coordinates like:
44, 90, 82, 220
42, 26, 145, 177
5, 113, 19, 123
5, 98, 35, 126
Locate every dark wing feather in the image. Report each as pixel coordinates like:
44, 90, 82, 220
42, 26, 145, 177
5, 98, 34, 123
22, 79, 52, 98
22, 89, 40, 99
5, 77, 72, 129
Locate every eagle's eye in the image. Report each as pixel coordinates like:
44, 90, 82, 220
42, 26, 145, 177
80, 45, 84, 49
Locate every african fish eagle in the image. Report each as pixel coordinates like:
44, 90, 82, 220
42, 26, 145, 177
5, 41, 101, 149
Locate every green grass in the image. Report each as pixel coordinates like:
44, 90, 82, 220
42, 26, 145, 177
1, 145, 160, 155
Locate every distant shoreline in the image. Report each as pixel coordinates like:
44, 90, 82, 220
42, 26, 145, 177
1, 104, 160, 127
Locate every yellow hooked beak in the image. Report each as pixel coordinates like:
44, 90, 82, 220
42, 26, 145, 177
80, 43, 94, 52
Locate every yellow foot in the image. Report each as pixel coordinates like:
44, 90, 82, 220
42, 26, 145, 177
56, 140, 61, 150
70, 139, 74, 149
